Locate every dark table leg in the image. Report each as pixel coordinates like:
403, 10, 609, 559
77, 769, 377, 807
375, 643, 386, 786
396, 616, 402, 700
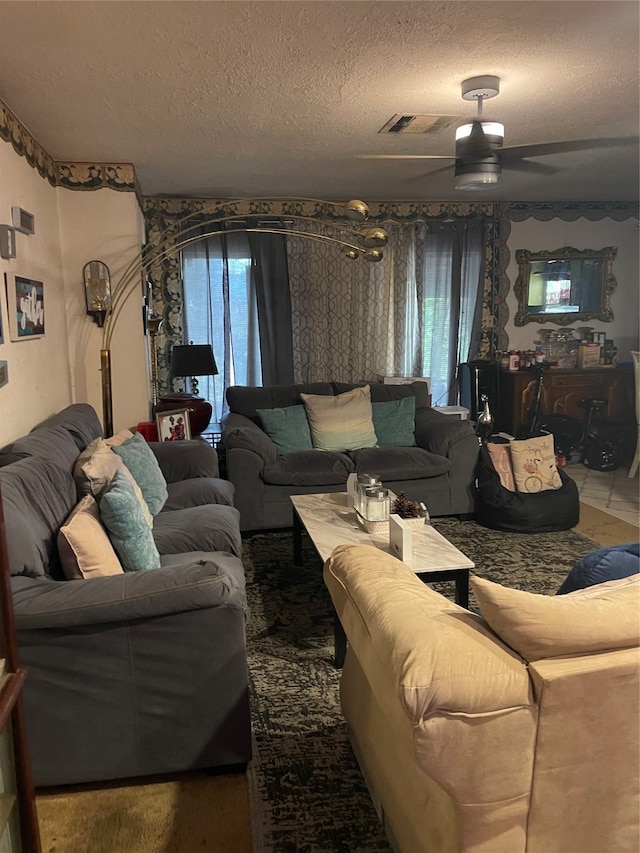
334, 613, 347, 669
455, 568, 470, 609
293, 510, 303, 567
418, 568, 470, 609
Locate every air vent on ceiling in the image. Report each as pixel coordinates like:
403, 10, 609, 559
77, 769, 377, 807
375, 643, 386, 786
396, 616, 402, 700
378, 114, 460, 134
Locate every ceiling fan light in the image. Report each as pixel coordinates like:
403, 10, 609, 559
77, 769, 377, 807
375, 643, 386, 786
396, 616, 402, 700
454, 170, 500, 190
455, 121, 504, 145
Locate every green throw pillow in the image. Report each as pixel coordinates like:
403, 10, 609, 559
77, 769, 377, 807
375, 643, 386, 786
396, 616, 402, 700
300, 385, 377, 452
256, 405, 313, 454
112, 431, 168, 515
98, 470, 161, 571
372, 397, 416, 447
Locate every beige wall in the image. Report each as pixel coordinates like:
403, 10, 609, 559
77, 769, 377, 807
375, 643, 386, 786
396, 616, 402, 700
0, 139, 148, 446
0, 144, 71, 443
57, 190, 149, 434
504, 216, 640, 362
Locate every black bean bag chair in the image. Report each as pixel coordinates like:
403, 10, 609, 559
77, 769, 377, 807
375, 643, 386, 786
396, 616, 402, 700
474, 443, 580, 533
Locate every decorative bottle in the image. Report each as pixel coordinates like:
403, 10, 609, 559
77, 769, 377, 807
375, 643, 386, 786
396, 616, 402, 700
475, 394, 493, 445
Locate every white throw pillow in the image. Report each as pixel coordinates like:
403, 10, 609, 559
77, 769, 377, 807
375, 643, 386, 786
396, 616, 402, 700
57, 496, 124, 579
509, 434, 562, 494
300, 385, 377, 452
471, 574, 640, 661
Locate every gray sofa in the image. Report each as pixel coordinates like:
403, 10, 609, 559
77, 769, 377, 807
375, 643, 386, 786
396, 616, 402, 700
222, 381, 479, 532
0, 404, 251, 787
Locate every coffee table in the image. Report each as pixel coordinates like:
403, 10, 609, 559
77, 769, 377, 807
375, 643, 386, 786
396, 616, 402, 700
290, 492, 475, 666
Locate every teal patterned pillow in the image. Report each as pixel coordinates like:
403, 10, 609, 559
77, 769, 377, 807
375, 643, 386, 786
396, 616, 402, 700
372, 397, 416, 447
98, 471, 161, 571
256, 405, 313, 454
112, 432, 168, 515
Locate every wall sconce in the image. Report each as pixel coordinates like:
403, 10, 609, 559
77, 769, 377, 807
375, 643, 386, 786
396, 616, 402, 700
0, 226, 16, 259
83, 260, 112, 327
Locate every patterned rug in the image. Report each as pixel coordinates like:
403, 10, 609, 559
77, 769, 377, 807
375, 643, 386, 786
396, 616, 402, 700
244, 519, 597, 853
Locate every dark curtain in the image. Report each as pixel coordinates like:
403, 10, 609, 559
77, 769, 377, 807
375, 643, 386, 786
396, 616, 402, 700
182, 223, 294, 421
247, 230, 294, 385
415, 219, 486, 405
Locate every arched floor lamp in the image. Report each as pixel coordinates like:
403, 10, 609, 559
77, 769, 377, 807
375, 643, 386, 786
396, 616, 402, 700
93, 198, 388, 437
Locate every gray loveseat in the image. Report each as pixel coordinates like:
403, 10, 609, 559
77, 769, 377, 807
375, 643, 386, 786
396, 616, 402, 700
222, 381, 479, 532
0, 404, 251, 787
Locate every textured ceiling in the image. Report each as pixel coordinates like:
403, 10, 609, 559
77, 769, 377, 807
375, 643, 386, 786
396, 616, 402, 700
0, 1, 638, 202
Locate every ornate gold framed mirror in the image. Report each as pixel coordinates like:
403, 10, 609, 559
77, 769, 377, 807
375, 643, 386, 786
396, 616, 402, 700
514, 245, 617, 326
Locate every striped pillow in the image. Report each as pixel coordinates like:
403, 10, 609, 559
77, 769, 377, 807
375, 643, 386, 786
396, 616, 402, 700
300, 385, 377, 452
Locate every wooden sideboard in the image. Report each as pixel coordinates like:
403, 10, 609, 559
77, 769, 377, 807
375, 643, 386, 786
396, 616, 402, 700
497, 366, 636, 455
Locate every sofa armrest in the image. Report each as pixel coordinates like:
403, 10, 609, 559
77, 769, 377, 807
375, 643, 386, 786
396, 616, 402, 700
414, 408, 476, 457
324, 544, 531, 718
11, 553, 246, 630
148, 439, 219, 482
222, 414, 278, 465
324, 544, 537, 815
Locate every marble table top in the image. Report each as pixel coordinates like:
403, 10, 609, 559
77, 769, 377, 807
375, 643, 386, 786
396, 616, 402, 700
290, 492, 475, 573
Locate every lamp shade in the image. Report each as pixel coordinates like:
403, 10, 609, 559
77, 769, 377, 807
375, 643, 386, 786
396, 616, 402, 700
169, 344, 218, 379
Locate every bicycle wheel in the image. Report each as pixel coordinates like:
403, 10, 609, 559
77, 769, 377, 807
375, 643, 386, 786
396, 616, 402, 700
524, 476, 543, 493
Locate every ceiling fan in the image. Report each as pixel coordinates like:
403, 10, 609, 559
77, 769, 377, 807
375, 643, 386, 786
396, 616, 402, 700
360, 75, 637, 191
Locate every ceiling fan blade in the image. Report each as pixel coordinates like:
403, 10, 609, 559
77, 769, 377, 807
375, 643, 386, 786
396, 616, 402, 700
500, 136, 639, 162
355, 154, 453, 160
503, 159, 559, 176
412, 162, 455, 179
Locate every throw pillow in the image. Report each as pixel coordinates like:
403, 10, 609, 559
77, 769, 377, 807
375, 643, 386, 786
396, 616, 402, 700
57, 496, 124, 580
112, 432, 168, 515
371, 397, 416, 447
103, 429, 135, 447
509, 434, 562, 493
471, 574, 640, 662
98, 470, 162, 571
486, 442, 516, 492
256, 405, 313, 454
300, 385, 377, 453
73, 439, 153, 527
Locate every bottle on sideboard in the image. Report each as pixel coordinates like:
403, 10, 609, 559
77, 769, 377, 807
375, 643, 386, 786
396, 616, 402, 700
475, 394, 494, 445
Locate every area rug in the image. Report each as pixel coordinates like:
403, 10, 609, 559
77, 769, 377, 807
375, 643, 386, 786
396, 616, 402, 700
244, 519, 597, 852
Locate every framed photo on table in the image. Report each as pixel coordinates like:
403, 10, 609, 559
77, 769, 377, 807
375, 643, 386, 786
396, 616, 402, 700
156, 408, 191, 442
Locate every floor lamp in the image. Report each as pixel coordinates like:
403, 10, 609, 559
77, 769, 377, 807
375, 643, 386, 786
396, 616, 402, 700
95, 198, 388, 437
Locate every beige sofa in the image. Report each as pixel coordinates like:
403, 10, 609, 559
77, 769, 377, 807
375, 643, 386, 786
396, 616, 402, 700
324, 544, 640, 853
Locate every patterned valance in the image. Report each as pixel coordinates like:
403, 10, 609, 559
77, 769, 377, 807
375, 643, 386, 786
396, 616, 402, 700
0, 99, 140, 198
143, 196, 494, 224
502, 201, 639, 222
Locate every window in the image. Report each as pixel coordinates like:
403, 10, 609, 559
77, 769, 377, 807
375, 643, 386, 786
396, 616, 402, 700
182, 234, 261, 422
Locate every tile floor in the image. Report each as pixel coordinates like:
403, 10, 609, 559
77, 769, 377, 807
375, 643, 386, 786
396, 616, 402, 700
564, 461, 640, 528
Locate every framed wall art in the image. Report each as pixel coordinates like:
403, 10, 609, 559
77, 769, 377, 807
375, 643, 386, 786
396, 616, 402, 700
0, 362, 7, 389
156, 408, 191, 442
5, 274, 45, 340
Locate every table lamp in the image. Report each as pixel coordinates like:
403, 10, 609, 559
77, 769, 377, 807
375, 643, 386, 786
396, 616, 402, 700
156, 342, 218, 435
